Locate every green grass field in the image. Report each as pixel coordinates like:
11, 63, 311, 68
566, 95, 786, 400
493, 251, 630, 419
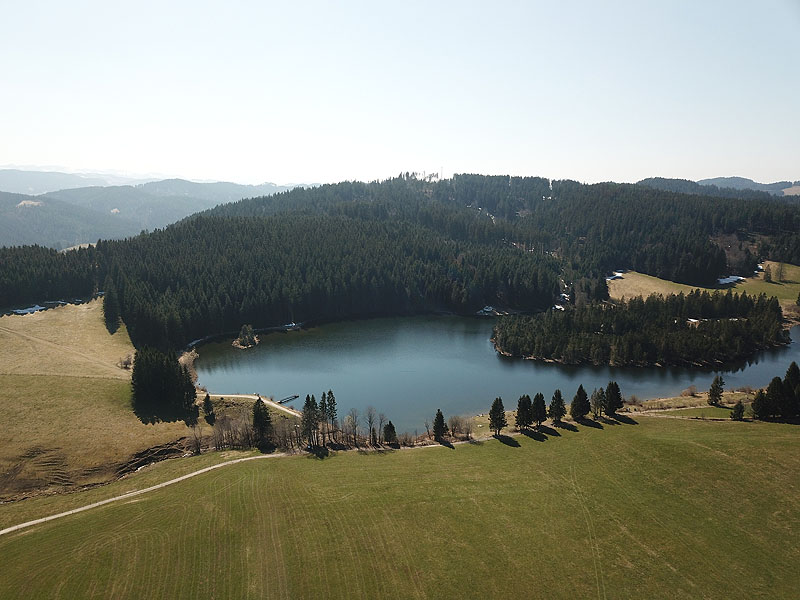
1, 416, 798, 599
658, 405, 734, 419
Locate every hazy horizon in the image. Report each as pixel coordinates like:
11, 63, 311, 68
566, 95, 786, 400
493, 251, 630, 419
2, 1, 798, 185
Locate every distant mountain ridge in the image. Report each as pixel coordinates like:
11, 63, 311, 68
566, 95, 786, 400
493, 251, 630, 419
637, 176, 798, 199
697, 176, 796, 194
0, 170, 307, 249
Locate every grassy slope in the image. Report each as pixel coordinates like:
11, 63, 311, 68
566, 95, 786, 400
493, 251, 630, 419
658, 405, 733, 418
1, 417, 799, 599
608, 261, 800, 320
0, 300, 188, 498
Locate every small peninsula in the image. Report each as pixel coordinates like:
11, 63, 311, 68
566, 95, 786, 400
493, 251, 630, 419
492, 290, 789, 367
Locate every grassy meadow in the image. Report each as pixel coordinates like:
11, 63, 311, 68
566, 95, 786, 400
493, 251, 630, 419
0, 300, 189, 499
657, 405, 734, 419
608, 261, 800, 321
1, 416, 799, 599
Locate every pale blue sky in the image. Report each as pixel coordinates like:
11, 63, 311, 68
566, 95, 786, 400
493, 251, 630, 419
1, 0, 798, 184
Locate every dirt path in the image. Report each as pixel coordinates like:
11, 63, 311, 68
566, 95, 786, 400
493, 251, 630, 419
219, 393, 302, 418
0, 453, 286, 538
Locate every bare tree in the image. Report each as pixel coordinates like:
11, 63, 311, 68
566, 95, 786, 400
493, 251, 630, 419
378, 413, 387, 444
424, 419, 431, 439
365, 406, 376, 446
190, 421, 204, 454
463, 418, 473, 440
448, 415, 464, 437
347, 407, 360, 446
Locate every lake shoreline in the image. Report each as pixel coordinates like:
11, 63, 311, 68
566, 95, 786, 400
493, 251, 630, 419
192, 315, 800, 434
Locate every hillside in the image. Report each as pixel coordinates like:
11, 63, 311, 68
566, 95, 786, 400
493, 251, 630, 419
0, 417, 798, 598
0, 177, 302, 249
0, 300, 189, 499
0, 191, 140, 249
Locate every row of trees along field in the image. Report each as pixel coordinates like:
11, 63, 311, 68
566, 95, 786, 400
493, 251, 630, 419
750, 362, 800, 420
492, 290, 788, 366
2, 174, 800, 351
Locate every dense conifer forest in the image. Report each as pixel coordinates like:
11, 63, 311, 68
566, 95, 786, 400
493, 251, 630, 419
492, 291, 788, 366
2, 174, 799, 353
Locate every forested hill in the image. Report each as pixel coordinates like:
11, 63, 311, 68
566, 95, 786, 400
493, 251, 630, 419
100, 214, 560, 349
207, 174, 800, 282
3, 173, 800, 351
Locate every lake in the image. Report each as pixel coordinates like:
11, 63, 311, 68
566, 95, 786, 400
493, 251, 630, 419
195, 316, 800, 433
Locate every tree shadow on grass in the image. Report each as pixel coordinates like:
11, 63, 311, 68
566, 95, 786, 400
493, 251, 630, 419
605, 413, 639, 425
553, 421, 578, 432
437, 439, 455, 449
520, 429, 547, 442
576, 417, 604, 429
306, 446, 333, 459
495, 434, 521, 447
467, 438, 484, 446
538, 425, 561, 437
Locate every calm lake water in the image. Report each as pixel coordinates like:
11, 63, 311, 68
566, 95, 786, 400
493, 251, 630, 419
195, 316, 800, 433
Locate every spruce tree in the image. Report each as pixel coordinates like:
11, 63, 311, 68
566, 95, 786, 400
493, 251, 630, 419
102, 279, 121, 334
326, 389, 337, 437
570, 384, 590, 420
730, 400, 745, 421
489, 397, 507, 436
203, 392, 216, 425
531, 392, 547, 427
516, 394, 532, 430
383, 420, 397, 444
605, 381, 623, 415
548, 389, 566, 423
433, 408, 448, 440
751, 389, 769, 420
252, 398, 272, 445
301, 394, 319, 447
784, 362, 800, 417
708, 375, 724, 406
766, 376, 785, 418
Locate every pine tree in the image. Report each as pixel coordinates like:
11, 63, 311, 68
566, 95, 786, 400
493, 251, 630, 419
252, 398, 272, 445
531, 392, 547, 427
570, 384, 590, 420
301, 394, 319, 447
102, 279, 121, 334
784, 362, 800, 417
203, 392, 215, 425
489, 397, 507, 436
326, 389, 337, 440
548, 389, 566, 423
433, 408, 448, 440
730, 400, 745, 421
605, 381, 623, 415
708, 375, 724, 406
751, 389, 769, 420
767, 377, 785, 418
516, 394, 532, 430
383, 420, 397, 444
